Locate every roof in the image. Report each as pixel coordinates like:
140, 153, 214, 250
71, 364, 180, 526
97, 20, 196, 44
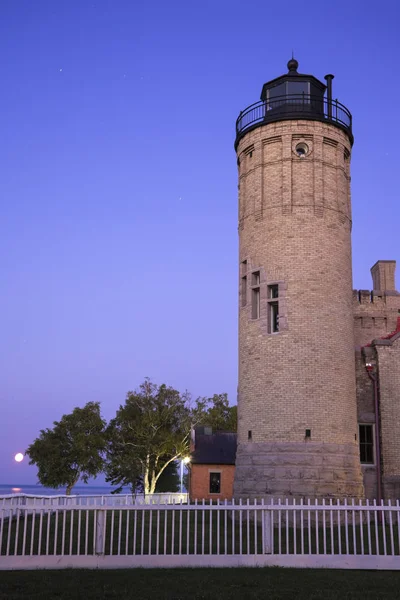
191, 431, 237, 465
364, 317, 400, 348
259, 60, 326, 101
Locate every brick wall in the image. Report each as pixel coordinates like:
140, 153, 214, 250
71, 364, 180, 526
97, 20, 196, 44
354, 264, 400, 500
353, 290, 400, 348
237, 119, 359, 447
190, 464, 235, 501
355, 350, 378, 499
356, 350, 375, 419
375, 336, 400, 497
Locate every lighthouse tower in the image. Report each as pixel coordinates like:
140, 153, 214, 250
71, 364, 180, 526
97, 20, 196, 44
234, 59, 364, 499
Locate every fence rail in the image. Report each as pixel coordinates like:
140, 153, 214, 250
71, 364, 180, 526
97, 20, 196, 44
0, 493, 187, 510
1, 498, 400, 570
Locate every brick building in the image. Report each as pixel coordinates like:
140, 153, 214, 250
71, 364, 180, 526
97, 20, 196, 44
355, 262, 400, 500
232, 58, 400, 502
189, 427, 236, 501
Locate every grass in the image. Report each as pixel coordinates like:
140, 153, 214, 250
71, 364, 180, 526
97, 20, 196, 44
1, 567, 400, 599
1, 508, 398, 556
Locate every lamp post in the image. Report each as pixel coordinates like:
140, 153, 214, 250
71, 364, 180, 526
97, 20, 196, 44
180, 457, 190, 494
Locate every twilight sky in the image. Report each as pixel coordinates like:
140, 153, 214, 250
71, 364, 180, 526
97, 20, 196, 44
1, 0, 399, 484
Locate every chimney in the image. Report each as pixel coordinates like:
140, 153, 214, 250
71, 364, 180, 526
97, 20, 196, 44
194, 426, 213, 436
190, 427, 196, 453
371, 260, 396, 292
324, 74, 334, 119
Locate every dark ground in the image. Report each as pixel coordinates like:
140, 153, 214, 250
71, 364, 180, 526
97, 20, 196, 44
1, 568, 400, 600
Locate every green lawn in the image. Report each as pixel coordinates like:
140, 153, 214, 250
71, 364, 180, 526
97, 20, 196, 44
1, 567, 400, 599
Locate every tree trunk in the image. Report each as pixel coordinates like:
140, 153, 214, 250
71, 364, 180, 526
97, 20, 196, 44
149, 473, 156, 495
150, 454, 181, 494
144, 454, 150, 495
66, 475, 79, 496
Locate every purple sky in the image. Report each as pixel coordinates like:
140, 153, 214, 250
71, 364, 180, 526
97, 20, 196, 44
1, 1, 399, 484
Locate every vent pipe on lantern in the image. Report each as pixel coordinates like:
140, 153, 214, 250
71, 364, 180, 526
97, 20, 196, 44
324, 74, 334, 119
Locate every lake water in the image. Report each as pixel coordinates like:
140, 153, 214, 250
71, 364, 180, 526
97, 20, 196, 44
0, 484, 128, 496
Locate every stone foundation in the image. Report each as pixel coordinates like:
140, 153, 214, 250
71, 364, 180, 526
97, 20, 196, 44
383, 477, 400, 501
234, 442, 364, 500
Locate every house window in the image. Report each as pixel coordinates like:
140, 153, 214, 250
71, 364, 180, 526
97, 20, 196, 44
209, 472, 221, 494
251, 271, 260, 319
267, 284, 279, 333
359, 424, 374, 464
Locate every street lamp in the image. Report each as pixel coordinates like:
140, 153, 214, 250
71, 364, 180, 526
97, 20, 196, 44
180, 457, 190, 494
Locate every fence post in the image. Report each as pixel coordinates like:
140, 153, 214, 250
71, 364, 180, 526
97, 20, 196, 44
263, 500, 273, 554
95, 509, 105, 554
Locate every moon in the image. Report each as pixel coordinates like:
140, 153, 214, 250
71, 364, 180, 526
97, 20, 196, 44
14, 453, 24, 463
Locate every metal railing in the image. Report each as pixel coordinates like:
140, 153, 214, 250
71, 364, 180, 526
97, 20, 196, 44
1, 497, 400, 569
235, 94, 353, 147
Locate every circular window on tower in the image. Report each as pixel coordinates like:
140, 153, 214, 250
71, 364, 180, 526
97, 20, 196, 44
295, 142, 309, 158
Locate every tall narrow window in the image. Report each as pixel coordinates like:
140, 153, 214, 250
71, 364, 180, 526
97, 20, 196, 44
251, 271, 260, 319
241, 260, 247, 307
252, 288, 260, 319
241, 277, 247, 307
267, 284, 279, 333
359, 424, 374, 464
270, 302, 279, 332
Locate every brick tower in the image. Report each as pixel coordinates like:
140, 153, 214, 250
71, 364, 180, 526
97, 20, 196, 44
233, 59, 364, 499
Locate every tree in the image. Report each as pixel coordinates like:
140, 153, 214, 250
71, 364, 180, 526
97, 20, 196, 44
155, 462, 180, 493
105, 380, 192, 495
26, 402, 107, 495
194, 393, 237, 432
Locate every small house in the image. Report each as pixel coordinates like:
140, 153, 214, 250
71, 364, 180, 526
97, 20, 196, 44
189, 427, 237, 501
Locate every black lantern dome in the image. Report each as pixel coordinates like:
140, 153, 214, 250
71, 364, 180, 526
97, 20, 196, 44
235, 58, 352, 149
287, 57, 299, 72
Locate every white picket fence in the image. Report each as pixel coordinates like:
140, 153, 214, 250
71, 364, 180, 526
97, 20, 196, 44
0, 493, 187, 510
1, 497, 400, 570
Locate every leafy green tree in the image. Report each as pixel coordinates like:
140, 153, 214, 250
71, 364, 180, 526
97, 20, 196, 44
105, 380, 193, 495
194, 393, 237, 432
105, 381, 237, 495
26, 402, 107, 495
